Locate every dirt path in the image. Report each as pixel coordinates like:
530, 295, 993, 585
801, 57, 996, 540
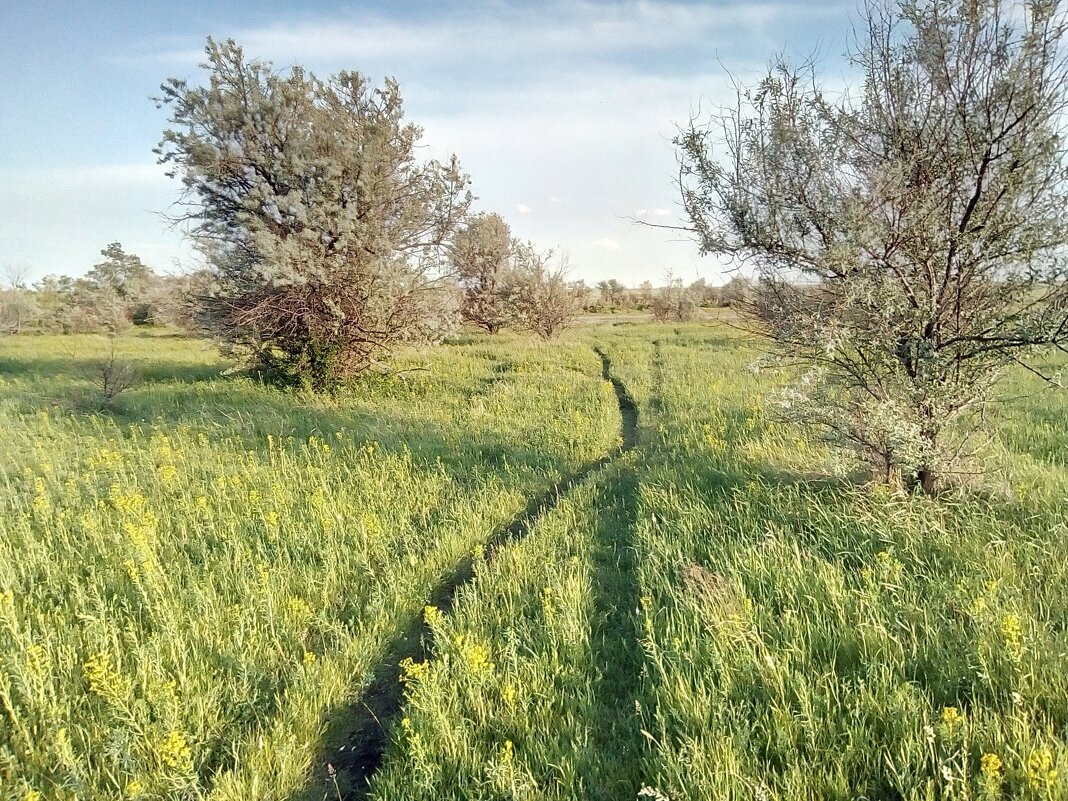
310, 349, 640, 800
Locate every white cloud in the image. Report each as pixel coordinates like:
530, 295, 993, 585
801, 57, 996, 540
140, 2, 845, 69
594, 238, 621, 250
516, 203, 533, 214
634, 208, 648, 216
652, 208, 672, 216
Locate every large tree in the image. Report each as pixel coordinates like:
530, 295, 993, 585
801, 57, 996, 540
451, 212, 515, 333
678, 0, 1068, 492
157, 39, 471, 389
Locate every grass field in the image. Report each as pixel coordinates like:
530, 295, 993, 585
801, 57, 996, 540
1, 324, 1065, 800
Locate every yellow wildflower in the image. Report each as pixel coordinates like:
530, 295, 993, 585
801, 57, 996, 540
83, 651, 126, 700
941, 706, 963, 729
980, 753, 1002, 779
454, 634, 494, 675
399, 657, 428, 687
158, 730, 192, 772
1001, 613, 1023, 660
423, 605, 444, 629
303, 651, 317, 667
1027, 747, 1058, 790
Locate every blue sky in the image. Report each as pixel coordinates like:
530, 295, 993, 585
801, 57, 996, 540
0, 0, 853, 285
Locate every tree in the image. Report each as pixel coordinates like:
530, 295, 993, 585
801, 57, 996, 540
0, 265, 37, 334
33, 274, 129, 334
86, 243, 157, 324
156, 38, 471, 389
507, 244, 585, 339
636, 280, 655, 309
719, 275, 752, 308
677, 0, 1068, 493
451, 213, 515, 333
595, 279, 625, 307
688, 277, 721, 307
651, 273, 699, 321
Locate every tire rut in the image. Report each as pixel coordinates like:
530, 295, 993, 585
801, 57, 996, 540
310, 348, 638, 800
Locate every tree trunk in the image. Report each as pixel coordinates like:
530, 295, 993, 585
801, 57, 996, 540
913, 467, 938, 495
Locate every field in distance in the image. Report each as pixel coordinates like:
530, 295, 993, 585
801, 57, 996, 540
1, 324, 1065, 800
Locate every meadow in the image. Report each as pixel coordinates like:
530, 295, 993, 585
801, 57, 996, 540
1, 324, 1066, 800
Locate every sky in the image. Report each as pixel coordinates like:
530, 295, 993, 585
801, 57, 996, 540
0, 0, 855, 286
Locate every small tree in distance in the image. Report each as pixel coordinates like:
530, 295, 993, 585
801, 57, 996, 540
451, 213, 515, 333
508, 244, 585, 339
651, 273, 699, 321
678, 0, 1068, 493
157, 39, 471, 390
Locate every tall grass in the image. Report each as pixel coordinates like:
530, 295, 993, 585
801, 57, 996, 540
0, 332, 618, 801
369, 324, 1066, 800
2, 325, 1065, 800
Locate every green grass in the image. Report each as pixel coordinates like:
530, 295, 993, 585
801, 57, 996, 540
0, 331, 618, 801
2, 325, 1065, 800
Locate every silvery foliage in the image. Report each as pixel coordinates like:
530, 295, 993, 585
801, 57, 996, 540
156, 39, 472, 386
451, 213, 516, 334
505, 243, 585, 340
678, 0, 1068, 492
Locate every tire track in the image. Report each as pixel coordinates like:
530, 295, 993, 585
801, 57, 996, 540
309, 348, 638, 800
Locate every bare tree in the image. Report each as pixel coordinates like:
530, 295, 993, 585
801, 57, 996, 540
156, 39, 471, 390
678, 0, 1068, 493
651, 272, 699, 321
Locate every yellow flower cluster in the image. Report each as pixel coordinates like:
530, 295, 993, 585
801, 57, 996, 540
399, 657, 429, 687
83, 651, 127, 700
980, 752, 1002, 779
423, 604, 445, 629
87, 447, 124, 470
1027, 747, 1058, 791
1001, 614, 1024, 661
157, 729, 192, 772
941, 706, 963, 729
541, 586, 555, 622
454, 634, 494, 675
284, 595, 312, 623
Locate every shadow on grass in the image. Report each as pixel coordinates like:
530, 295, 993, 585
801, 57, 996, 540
0, 352, 227, 385
575, 465, 647, 800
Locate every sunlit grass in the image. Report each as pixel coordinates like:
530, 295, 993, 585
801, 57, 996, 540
0, 331, 618, 801
2, 324, 1065, 800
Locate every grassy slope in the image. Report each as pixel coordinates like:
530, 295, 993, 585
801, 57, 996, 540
371, 323, 1067, 800
0, 331, 618, 801
2, 325, 1065, 800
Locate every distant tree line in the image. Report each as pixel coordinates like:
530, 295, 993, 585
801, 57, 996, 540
0, 244, 201, 335
583, 274, 752, 319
